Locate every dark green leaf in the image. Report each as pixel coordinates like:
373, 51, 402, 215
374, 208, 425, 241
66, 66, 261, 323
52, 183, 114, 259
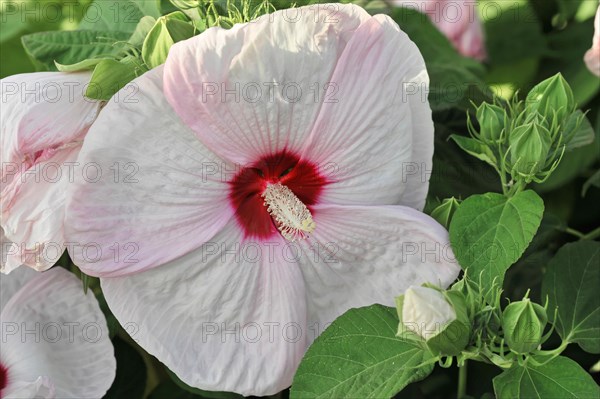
290, 305, 434, 399
480, 0, 548, 64
542, 241, 600, 353
449, 190, 544, 290
79, 0, 161, 33
104, 338, 147, 399
21, 30, 129, 71
390, 7, 491, 111
493, 356, 600, 398
449, 135, 497, 166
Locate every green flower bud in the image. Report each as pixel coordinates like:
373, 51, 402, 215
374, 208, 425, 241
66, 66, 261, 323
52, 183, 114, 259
502, 298, 547, 354
509, 122, 552, 176
396, 286, 470, 356
477, 103, 506, 142
142, 12, 196, 69
430, 197, 460, 229
526, 74, 575, 123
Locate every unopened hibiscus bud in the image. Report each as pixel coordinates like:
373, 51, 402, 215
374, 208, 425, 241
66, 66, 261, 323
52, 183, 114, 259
430, 197, 460, 229
477, 103, 506, 142
526, 74, 575, 123
396, 286, 470, 356
509, 122, 552, 177
502, 298, 547, 354
142, 11, 196, 68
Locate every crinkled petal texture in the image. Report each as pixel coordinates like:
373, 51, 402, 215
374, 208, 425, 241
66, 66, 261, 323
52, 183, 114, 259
65, 66, 234, 277
584, 6, 600, 77
296, 205, 459, 331
0, 267, 115, 398
0, 253, 36, 312
100, 205, 458, 396
1, 72, 101, 273
67, 3, 456, 396
101, 222, 308, 396
164, 4, 433, 208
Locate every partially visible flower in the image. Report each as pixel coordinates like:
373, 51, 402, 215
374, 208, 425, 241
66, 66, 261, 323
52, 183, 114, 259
584, 6, 600, 77
0, 267, 115, 398
392, 0, 487, 60
66, 3, 460, 395
0, 73, 101, 273
396, 285, 470, 356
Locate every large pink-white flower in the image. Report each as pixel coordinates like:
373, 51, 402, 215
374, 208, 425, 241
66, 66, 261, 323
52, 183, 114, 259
0, 73, 101, 273
65, 4, 460, 396
392, 0, 487, 60
0, 267, 115, 398
585, 6, 600, 77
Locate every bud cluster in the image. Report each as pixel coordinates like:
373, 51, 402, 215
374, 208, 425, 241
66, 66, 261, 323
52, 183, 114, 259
394, 276, 555, 368
452, 73, 593, 196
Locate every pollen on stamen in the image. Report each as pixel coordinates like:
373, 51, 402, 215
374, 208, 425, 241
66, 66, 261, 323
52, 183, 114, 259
261, 182, 316, 242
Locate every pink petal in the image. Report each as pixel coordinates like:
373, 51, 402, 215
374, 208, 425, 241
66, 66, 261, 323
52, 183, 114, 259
585, 6, 600, 77
392, 0, 486, 60
65, 66, 234, 277
296, 204, 460, 334
0, 72, 100, 175
163, 4, 371, 165
2, 145, 80, 272
0, 267, 115, 398
101, 221, 307, 396
0, 255, 36, 312
1, 72, 101, 272
300, 14, 432, 209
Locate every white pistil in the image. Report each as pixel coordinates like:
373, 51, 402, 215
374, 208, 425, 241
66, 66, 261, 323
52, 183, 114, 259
261, 182, 316, 242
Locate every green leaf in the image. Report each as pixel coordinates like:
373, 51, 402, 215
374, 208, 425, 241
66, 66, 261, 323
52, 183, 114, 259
79, 0, 161, 33
390, 7, 492, 111
129, 16, 158, 47
86, 58, 142, 101
541, 241, 600, 353
21, 30, 130, 71
449, 135, 497, 166
449, 190, 544, 290
480, 0, 548, 64
290, 305, 435, 399
493, 356, 600, 398
55, 57, 109, 72
104, 337, 147, 399
582, 169, 600, 196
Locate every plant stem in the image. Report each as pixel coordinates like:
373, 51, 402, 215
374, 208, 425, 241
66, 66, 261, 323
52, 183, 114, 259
565, 226, 600, 240
457, 360, 468, 399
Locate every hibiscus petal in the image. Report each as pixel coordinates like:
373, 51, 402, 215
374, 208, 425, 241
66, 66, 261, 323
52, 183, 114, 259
100, 221, 307, 396
0, 253, 36, 312
0, 72, 100, 178
65, 66, 233, 277
2, 145, 80, 273
300, 14, 433, 209
297, 204, 460, 334
0, 267, 115, 398
163, 4, 370, 165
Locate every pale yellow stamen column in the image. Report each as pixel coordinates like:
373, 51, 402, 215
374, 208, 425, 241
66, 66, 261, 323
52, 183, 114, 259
261, 182, 316, 242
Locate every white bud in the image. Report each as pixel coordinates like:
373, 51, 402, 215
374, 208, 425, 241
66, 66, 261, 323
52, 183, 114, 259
401, 286, 456, 340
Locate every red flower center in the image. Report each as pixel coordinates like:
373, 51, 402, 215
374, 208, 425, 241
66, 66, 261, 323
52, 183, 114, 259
1, 363, 8, 393
229, 150, 328, 240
